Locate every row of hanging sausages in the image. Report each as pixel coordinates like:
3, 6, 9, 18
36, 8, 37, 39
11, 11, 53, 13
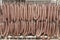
0, 3, 60, 39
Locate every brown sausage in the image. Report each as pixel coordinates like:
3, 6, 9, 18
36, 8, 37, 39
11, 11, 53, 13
20, 20, 26, 35
23, 3, 28, 20
36, 20, 41, 37
22, 21, 28, 36
29, 20, 35, 36
33, 4, 39, 20
10, 3, 14, 21
6, 3, 10, 22
2, 3, 7, 21
28, 4, 32, 21
14, 21, 20, 36
20, 3, 24, 20
3, 22, 9, 37
16, 3, 20, 21
56, 6, 59, 37
9, 21, 15, 36
0, 22, 5, 37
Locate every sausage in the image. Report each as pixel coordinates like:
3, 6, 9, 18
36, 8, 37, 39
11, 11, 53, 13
46, 20, 49, 36
31, 4, 35, 20
40, 4, 44, 35
1, 3, 4, 21
20, 3, 24, 20
32, 20, 35, 36
14, 3, 17, 21
28, 20, 35, 36
46, 4, 50, 36
28, 4, 32, 21
22, 21, 28, 36
50, 5, 52, 36
42, 4, 46, 20
27, 21, 30, 35
52, 22, 55, 36
1, 22, 4, 36
49, 4, 52, 22
42, 4, 47, 35
33, 4, 39, 20
20, 20, 26, 35
9, 21, 15, 36
10, 3, 15, 21
52, 5, 57, 37
26, 21, 29, 35
37, 5, 41, 21
14, 21, 20, 36
16, 3, 20, 21
43, 5, 47, 35
3, 22, 9, 37
0, 22, 5, 37
48, 22, 51, 37
36, 5, 42, 37
14, 3, 20, 21
36, 20, 41, 37
56, 6, 59, 37
0, 3, 9, 37
2, 3, 7, 22
53, 5, 57, 22
6, 3, 11, 23
23, 3, 28, 20
0, 3, 60, 38
0, 5, 4, 22
58, 6, 60, 37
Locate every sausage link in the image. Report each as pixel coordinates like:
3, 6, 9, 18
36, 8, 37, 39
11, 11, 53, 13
23, 4, 28, 20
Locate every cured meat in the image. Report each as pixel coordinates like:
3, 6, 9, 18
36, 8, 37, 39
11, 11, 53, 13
14, 3, 17, 21
43, 5, 47, 35
2, 3, 7, 22
0, 22, 5, 36
56, 6, 59, 37
52, 5, 57, 37
48, 23, 52, 37
47, 4, 50, 22
19, 3, 24, 20
10, 3, 15, 21
28, 4, 32, 21
33, 4, 40, 20
42, 4, 46, 21
9, 21, 15, 36
14, 3, 20, 21
58, 6, 60, 36
53, 5, 57, 22
17, 3, 20, 21
38, 5, 42, 21
40, 4, 44, 35
1, 22, 4, 36
31, 4, 35, 20
20, 20, 27, 36
6, 3, 11, 22
49, 4, 53, 22
28, 20, 35, 36
0, 3, 60, 38
26, 21, 29, 35
36, 20, 41, 37
52, 22, 55, 36
23, 3, 28, 20
0, 6, 3, 22
14, 21, 20, 36
3, 22, 9, 37
22, 21, 28, 36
